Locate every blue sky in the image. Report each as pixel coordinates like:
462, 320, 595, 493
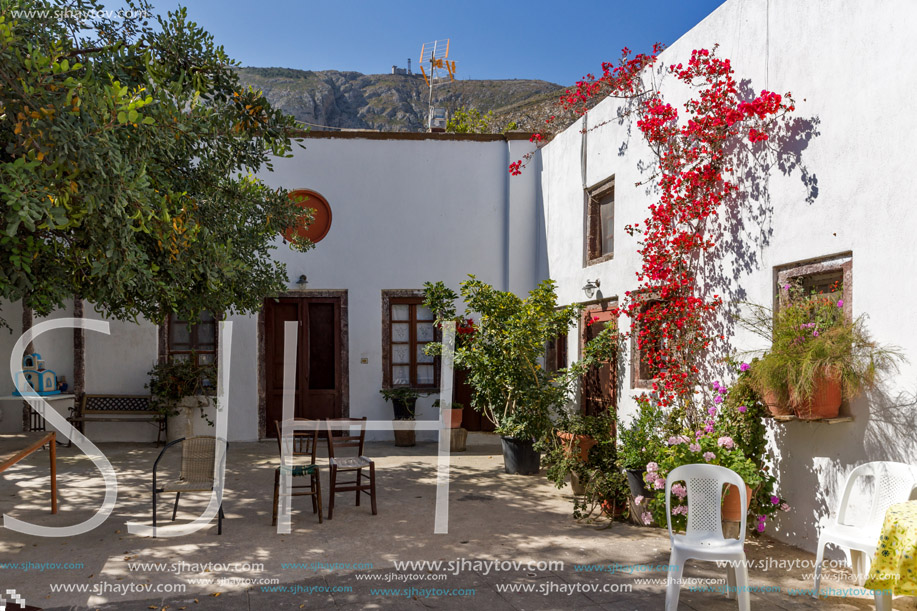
138, 0, 728, 84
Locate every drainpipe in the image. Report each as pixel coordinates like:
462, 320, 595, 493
502, 138, 511, 292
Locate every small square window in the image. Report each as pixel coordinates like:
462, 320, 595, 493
586, 175, 615, 266
775, 253, 852, 318
162, 312, 218, 367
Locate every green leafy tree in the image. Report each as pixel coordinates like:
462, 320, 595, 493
446, 106, 517, 135
0, 0, 311, 326
424, 277, 579, 440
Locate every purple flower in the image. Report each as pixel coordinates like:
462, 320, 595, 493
672, 483, 687, 499
738, 405, 747, 413
813, 330, 819, 337
740, 362, 750, 372
837, 300, 844, 308
708, 407, 717, 416
703, 452, 715, 462
714, 395, 723, 404
689, 443, 701, 453
695, 430, 704, 438
783, 283, 790, 291
756, 522, 766, 533
704, 423, 714, 433
717, 436, 735, 450
770, 495, 781, 505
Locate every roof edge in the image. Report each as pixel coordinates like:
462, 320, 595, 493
290, 129, 539, 142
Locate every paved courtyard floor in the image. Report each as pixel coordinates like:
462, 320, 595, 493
0, 432, 913, 610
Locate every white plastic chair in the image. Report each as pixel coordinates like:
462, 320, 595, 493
813, 461, 917, 598
665, 464, 750, 611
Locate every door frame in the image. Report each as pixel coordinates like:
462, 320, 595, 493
579, 298, 619, 416
258, 289, 349, 439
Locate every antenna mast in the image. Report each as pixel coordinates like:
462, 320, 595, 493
419, 39, 456, 132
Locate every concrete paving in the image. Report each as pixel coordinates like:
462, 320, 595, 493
0, 432, 912, 610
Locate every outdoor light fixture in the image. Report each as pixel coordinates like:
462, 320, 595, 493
583, 279, 600, 299
296, 274, 308, 287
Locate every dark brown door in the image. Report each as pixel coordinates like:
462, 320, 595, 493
264, 297, 343, 436
581, 307, 617, 419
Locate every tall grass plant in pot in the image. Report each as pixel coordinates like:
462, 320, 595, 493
739, 284, 903, 419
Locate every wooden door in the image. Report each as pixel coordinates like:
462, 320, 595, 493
581, 307, 617, 419
264, 297, 343, 436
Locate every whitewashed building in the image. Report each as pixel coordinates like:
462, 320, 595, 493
1, 0, 915, 555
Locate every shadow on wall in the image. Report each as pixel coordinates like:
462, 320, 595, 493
699, 79, 822, 396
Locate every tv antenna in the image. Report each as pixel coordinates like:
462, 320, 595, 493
419, 39, 456, 131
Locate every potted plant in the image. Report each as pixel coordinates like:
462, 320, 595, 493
432, 399, 463, 428
146, 357, 217, 441
740, 284, 902, 419
544, 410, 622, 512
380, 387, 421, 420
380, 387, 423, 446
423, 278, 580, 475
617, 396, 665, 498
645, 432, 763, 528
643, 371, 790, 532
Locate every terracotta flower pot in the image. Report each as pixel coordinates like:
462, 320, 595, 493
762, 390, 792, 417
792, 375, 842, 420
722, 484, 753, 522
556, 431, 596, 462
443, 408, 463, 429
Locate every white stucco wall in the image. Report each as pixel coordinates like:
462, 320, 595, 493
254, 134, 540, 440
0, 133, 539, 443
540, 0, 917, 552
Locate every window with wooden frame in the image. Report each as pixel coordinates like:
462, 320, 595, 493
775, 253, 852, 318
382, 292, 438, 390
162, 312, 218, 366
585, 175, 615, 265
544, 332, 568, 373
630, 296, 665, 389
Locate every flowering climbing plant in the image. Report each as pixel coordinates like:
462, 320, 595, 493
511, 44, 796, 427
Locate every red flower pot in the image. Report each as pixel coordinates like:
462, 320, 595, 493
556, 431, 596, 462
722, 484, 753, 522
762, 389, 792, 416
792, 375, 842, 420
443, 408, 463, 429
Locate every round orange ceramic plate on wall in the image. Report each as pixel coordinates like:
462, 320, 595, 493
282, 189, 332, 243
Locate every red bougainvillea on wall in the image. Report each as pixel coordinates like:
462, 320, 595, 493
513, 45, 795, 426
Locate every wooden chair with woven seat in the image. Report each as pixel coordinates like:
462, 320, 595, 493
272, 419, 323, 525
152, 435, 227, 536
325, 417, 376, 519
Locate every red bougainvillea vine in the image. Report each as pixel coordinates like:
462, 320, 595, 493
513, 45, 795, 426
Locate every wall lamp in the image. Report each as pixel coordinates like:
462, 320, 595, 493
583, 279, 600, 299
295, 274, 308, 288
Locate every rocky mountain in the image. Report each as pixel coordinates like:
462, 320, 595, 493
236, 67, 566, 132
